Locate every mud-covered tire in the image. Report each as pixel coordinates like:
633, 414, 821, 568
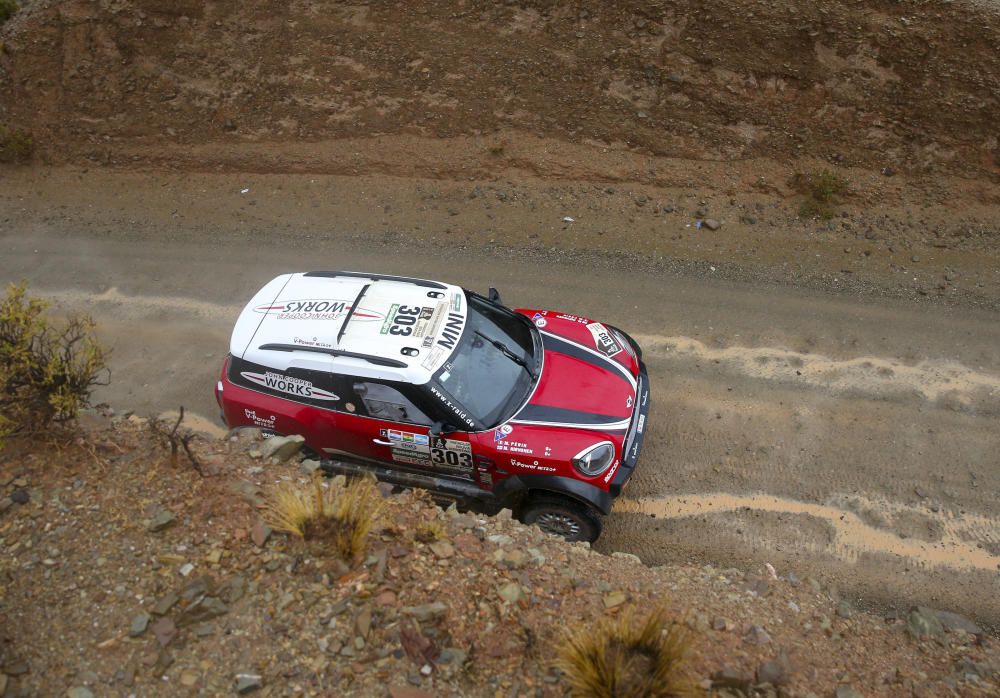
518, 496, 603, 543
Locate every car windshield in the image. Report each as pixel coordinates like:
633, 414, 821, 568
431, 293, 538, 429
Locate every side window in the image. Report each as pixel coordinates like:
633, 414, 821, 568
353, 382, 432, 425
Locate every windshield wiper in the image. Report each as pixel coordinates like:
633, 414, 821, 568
474, 331, 536, 380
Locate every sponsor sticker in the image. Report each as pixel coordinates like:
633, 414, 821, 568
421, 345, 445, 370
586, 322, 623, 358
495, 439, 533, 455
241, 371, 339, 401
626, 395, 633, 409
493, 424, 513, 443
254, 299, 383, 322
510, 458, 557, 473
637, 414, 646, 434
532, 312, 547, 328
450, 292, 463, 312
243, 408, 276, 429
385, 429, 430, 453
431, 437, 472, 454
392, 449, 430, 466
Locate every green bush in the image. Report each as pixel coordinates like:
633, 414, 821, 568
792, 169, 848, 219
0, 0, 18, 26
0, 126, 33, 164
0, 282, 109, 446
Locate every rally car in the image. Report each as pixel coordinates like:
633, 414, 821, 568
216, 271, 649, 542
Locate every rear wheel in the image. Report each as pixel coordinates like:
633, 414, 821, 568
518, 495, 603, 543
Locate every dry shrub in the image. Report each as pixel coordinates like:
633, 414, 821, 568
557, 605, 695, 698
0, 125, 33, 163
0, 282, 108, 447
791, 169, 848, 219
264, 473, 382, 561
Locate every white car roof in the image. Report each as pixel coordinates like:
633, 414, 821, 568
231, 272, 469, 384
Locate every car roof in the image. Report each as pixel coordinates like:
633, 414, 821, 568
231, 271, 469, 384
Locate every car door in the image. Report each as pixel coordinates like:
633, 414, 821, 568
338, 380, 477, 481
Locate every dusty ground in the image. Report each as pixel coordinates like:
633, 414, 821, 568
2, 0, 1000, 693
0, 421, 998, 697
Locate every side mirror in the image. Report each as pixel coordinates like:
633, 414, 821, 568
488, 287, 502, 304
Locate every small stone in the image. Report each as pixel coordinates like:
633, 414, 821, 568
179, 562, 195, 576
10, 489, 29, 505
702, 218, 721, 231
3, 661, 28, 676
712, 667, 752, 691
402, 602, 447, 622
757, 660, 789, 686
66, 688, 94, 698
177, 595, 228, 626
428, 541, 454, 559
260, 434, 305, 463
610, 551, 641, 564
439, 647, 467, 665
603, 591, 626, 608
836, 601, 854, 619
235, 673, 262, 694
251, 520, 271, 547
129, 612, 150, 637
388, 687, 433, 698
711, 616, 731, 631
299, 459, 322, 475
907, 607, 944, 639
375, 590, 397, 607
150, 616, 177, 647
835, 686, 864, 698
151, 591, 180, 616
179, 670, 199, 687
911, 255, 921, 263
148, 510, 177, 533
745, 625, 771, 644
498, 582, 527, 604
934, 609, 982, 637
204, 549, 223, 564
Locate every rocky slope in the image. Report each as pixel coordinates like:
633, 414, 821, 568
0, 415, 997, 697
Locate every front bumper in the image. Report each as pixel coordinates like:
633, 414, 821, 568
609, 357, 650, 498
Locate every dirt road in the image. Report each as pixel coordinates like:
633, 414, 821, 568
3, 169, 999, 632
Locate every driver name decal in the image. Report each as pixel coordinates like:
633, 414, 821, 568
241, 371, 339, 401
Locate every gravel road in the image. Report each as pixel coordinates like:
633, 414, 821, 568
4, 173, 1000, 632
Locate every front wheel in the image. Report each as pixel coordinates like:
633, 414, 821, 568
518, 496, 603, 543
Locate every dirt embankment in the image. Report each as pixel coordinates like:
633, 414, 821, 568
1, 0, 999, 179
1, 418, 998, 697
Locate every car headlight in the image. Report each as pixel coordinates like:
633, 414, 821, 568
572, 442, 616, 477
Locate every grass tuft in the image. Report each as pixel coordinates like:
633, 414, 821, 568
557, 605, 695, 698
414, 519, 446, 543
791, 169, 848, 219
264, 473, 382, 561
0, 0, 17, 26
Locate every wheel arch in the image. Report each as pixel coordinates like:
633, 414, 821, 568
492, 474, 612, 516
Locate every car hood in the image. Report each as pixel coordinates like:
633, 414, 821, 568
508, 309, 639, 432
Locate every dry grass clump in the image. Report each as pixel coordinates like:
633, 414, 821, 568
264, 473, 382, 561
557, 605, 695, 698
414, 519, 446, 543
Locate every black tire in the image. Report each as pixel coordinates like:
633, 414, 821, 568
518, 495, 603, 543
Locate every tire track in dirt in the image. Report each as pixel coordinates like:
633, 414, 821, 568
633, 333, 1000, 411
616, 493, 1000, 573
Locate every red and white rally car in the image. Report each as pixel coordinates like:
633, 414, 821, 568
216, 271, 649, 541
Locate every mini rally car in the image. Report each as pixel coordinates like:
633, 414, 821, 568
216, 271, 649, 541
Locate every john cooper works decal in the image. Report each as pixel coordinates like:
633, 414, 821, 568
253, 299, 384, 322
586, 322, 623, 358
241, 371, 339, 401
